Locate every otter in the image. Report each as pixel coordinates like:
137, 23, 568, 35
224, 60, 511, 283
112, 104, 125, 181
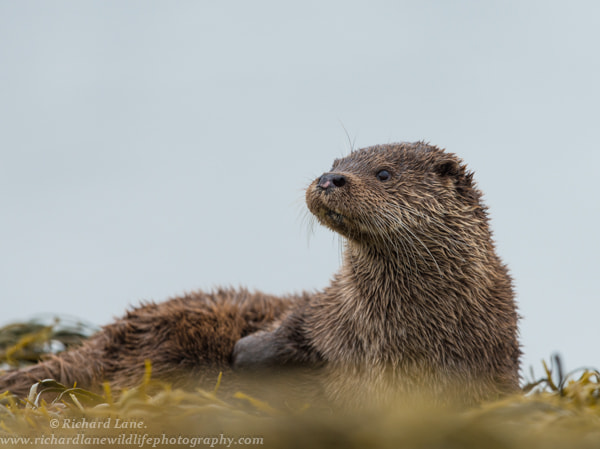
0, 142, 520, 406
234, 142, 520, 405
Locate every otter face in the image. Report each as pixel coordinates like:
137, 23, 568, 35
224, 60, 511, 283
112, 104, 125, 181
305, 142, 482, 246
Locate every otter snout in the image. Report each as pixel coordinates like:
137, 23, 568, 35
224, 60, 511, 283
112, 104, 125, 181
317, 173, 347, 190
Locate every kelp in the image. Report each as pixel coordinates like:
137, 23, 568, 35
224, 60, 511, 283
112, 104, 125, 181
0, 316, 97, 368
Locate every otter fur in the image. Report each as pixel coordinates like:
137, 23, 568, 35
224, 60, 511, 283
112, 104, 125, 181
0, 142, 520, 406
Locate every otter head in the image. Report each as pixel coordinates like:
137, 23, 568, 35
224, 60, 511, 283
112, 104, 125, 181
306, 142, 483, 249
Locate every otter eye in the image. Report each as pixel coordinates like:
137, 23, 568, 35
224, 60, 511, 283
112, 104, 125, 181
376, 170, 391, 181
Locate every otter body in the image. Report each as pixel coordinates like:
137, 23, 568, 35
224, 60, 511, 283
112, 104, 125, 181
0, 289, 306, 398
1, 142, 520, 405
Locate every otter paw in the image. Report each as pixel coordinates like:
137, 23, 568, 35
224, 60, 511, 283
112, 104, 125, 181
231, 332, 280, 370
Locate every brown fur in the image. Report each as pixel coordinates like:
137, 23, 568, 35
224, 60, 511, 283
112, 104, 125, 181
1, 142, 520, 406
0, 289, 305, 397
233, 142, 520, 405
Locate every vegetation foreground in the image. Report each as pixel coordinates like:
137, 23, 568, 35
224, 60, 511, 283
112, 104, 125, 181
0, 317, 598, 449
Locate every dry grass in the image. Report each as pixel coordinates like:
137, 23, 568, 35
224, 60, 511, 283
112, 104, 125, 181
0, 318, 598, 449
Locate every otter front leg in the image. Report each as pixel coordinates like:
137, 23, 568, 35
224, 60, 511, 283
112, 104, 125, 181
232, 323, 322, 370
232, 331, 283, 370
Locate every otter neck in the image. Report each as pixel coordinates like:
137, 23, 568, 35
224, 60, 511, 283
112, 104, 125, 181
308, 238, 478, 364
327, 235, 495, 329
341, 237, 464, 301
343, 241, 408, 305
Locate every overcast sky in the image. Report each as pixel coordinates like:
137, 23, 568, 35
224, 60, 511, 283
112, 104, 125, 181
1, 1, 598, 379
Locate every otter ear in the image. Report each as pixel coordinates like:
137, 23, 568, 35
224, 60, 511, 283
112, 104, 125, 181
433, 158, 462, 178
434, 158, 477, 199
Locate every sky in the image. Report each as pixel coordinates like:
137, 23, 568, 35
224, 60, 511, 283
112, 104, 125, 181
1, 1, 598, 379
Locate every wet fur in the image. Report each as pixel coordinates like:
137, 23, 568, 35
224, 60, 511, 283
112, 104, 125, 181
234, 142, 520, 405
1, 142, 520, 405
0, 289, 305, 397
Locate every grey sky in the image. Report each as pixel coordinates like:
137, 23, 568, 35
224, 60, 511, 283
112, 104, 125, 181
1, 1, 598, 378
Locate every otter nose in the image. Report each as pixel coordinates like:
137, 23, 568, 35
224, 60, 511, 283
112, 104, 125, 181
317, 173, 347, 190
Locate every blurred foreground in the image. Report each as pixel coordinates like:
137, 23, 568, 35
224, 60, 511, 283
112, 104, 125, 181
1, 317, 598, 449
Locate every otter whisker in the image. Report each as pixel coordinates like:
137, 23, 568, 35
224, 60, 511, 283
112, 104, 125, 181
375, 209, 430, 272
388, 214, 443, 278
382, 203, 471, 265
390, 202, 474, 250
